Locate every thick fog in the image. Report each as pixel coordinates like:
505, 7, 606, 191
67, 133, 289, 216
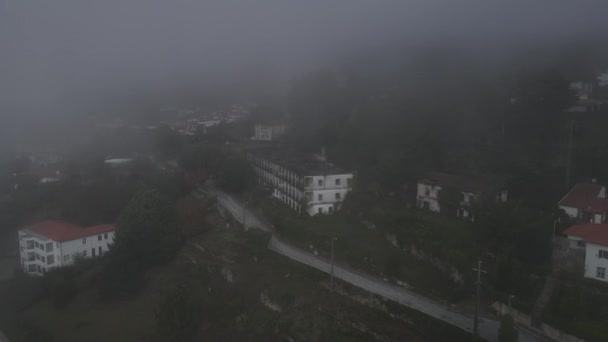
1, 0, 608, 126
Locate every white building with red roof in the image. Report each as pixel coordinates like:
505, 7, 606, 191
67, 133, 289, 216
18, 220, 115, 276
558, 181, 608, 224
563, 223, 608, 283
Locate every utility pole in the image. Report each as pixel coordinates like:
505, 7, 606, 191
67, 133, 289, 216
565, 119, 575, 190
242, 200, 248, 230
330, 236, 338, 293
472, 259, 487, 338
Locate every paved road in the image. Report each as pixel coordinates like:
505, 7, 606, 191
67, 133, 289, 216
201, 186, 545, 342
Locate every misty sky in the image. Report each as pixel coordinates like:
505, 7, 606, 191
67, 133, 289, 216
1, 0, 608, 120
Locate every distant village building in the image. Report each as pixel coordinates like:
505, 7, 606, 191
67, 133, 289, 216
248, 149, 353, 215
563, 223, 608, 283
253, 123, 286, 141
18, 221, 115, 276
416, 172, 508, 219
558, 181, 608, 224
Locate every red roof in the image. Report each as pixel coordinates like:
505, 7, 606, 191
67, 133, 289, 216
26, 220, 115, 242
584, 198, 608, 213
558, 183, 604, 209
563, 223, 608, 246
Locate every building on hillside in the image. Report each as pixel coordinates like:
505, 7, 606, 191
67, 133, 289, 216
252, 123, 286, 141
564, 223, 608, 283
18, 221, 115, 276
558, 181, 608, 224
416, 171, 508, 219
248, 149, 353, 215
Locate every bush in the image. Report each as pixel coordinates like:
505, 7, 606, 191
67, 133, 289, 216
498, 314, 518, 342
156, 286, 204, 341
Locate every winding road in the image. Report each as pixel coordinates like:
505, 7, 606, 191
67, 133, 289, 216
199, 186, 546, 342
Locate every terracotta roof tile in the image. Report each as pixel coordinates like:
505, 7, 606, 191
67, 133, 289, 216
563, 223, 608, 246
558, 183, 604, 209
25, 220, 115, 242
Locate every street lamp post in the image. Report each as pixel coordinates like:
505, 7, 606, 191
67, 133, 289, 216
508, 294, 515, 311
330, 236, 338, 293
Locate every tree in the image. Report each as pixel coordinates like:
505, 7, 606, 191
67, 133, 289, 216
217, 155, 254, 194
114, 188, 182, 267
156, 285, 203, 341
498, 314, 518, 342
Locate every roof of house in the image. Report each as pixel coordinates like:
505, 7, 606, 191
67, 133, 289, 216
418, 171, 506, 193
558, 182, 604, 209
24, 220, 115, 242
585, 198, 608, 213
563, 223, 608, 246
249, 148, 351, 176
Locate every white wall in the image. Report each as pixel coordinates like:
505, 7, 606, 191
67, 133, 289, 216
18, 231, 60, 276
60, 232, 115, 266
584, 243, 608, 283
560, 205, 579, 219
416, 183, 441, 213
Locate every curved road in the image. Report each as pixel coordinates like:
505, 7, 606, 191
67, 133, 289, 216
201, 186, 545, 342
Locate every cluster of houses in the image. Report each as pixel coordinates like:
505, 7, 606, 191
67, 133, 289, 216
168, 104, 252, 136
559, 181, 608, 283
18, 220, 115, 276
567, 72, 608, 114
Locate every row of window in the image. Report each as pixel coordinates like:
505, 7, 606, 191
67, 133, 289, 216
82, 233, 110, 244
304, 192, 342, 202
27, 264, 48, 274
26, 252, 55, 265
25, 240, 55, 252
305, 177, 351, 188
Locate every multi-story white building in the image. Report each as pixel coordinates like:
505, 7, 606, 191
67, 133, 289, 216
249, 150, 353, 215
18, 220, 115, 276
564, 223, 608, 283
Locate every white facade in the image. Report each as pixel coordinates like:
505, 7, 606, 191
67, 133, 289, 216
416, 178, 507, 219
253, 124, 286, 141
18, 227, 115, 276
567, 236, 608, 283
249, 153, 353, 216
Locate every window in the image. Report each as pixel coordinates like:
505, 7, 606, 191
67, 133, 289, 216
318, 207, 323, 214
27, 252, 35, 261
425, 189, 430, 196
92, 248, 96, 257
34, 241, 39, 248
600, 250, 608, 259
305, 191, 312, 199
47, 255, 54, 265
98, 246, 102, 255
335, 178, 341, 186
597, 267, 606, 279
104, 233, 108, 239
335, 193, 341, 200
83, 250, 87, 257
26, 240, 34, 249
40, 244, 45, 251
36, 265, 41, 273
347, 178, 352, 187
318, 179, 323, 187
63, 255, 70, 262
82, 238, 87, 244
304, 177, 313, 186
46, 242, 53, 252
35, 254, 40, 260
98, 235, 102, 241
329, 206, 334, 213
28, 264, 36, 272
318, 194, 323, 201
577, 240, 586, 248
41, 256, 45, 263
